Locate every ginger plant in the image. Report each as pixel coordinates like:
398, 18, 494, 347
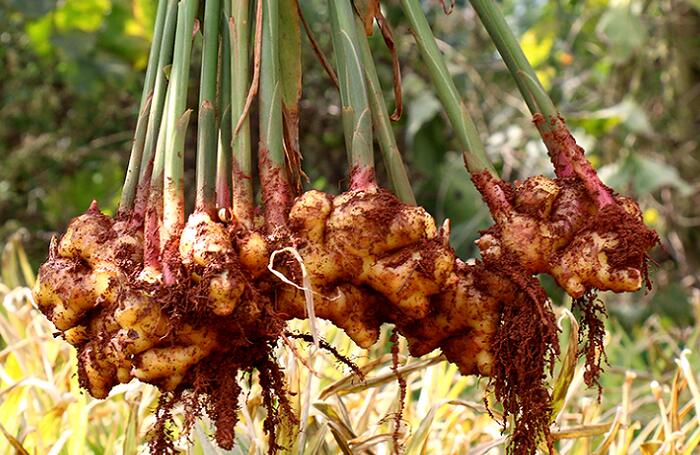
33, 0, 658, 454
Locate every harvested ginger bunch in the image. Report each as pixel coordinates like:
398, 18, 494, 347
31, 0, 660, 453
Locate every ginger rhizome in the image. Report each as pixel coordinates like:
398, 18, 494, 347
35, 184, 571, 453
32, 0, 660, 453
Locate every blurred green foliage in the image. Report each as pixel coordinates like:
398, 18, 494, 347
1, 0, 698, 327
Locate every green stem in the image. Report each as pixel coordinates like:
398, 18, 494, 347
163, 110, 192, 285
195, 0, 222, 214
230, 0, 254, 228
149, 85, 172, 198
469, 0, 617, 205
355, 17, 416, 205
134, 0, 179, 216
328, 0, 375, 189
259, 0, 291, 228
216, 11, 233, 210
217, 104, 233, 210
163, 0, 198, 239
119, 0, 169, 214
469, 0, 584, 181
469, 0, 557, 120
259, 0, 284, 168
399, 0, 496, 176
144, 85, 172, 272
119, 95, 152, 214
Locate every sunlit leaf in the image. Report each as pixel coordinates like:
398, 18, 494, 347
519, 29, 554, 68
54, 0, 111, 33
551, 310, 580, 421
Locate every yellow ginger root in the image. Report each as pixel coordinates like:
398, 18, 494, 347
279, 188, 455, 346
34, 188, 558, 417
288, 188, 453, 312
401, 260, 513, 376
277, 284, 383, 348
34, 258, 114, 330
180, 212, 246, 316
473, 173, 658, 298
132, 326, 218, 391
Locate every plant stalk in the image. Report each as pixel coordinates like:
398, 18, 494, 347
230, 0, 255, 228
163, 0, 198, 242
258, 0, 292, 228
468, 0, 557, 120
355, 17, 415, 205
399, 0, 496, 177
279, 0, 303, 195
119, 95, 152, 215
119, 0, 170, 214
216, 11, 233, 211
143, 85, 172, 273
328, 0, 375, 189
133, 0, 180, 219
195, 0, 222, 214
469, 0, 614, 207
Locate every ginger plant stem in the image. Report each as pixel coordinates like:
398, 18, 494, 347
133, 0, 179, 219
144, 85, 172, 272
230, 0, 255, 228
355, 17, 415, 205
216, 7, 233, 211
163, 0, 198, 242
119, 0, 170, 214
195, 0, 222, 215
468, 0, 557, 120
328, 0, 375, 189
259, 0, 292, 228
469, 0, 615, 206
399, 0, 496, 177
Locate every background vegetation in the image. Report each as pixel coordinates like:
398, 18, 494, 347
1, 0, 699, 453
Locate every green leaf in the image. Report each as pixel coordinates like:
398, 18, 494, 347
598, 154, 692, 196
689, 0, 700, 13
122, 400, 139, 455
575, 98, 652, 136
403, 404, 438, 455
596, 7, 647, 62
25, 15, 54, 56
192, 422, 224, 455
406, 90, 441, 142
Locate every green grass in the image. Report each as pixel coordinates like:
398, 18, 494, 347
1, 238, 699, 454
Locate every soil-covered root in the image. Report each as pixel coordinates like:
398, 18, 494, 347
472, 172, 658, 298
550, 198, 659, 297
487, 263, 559, 454
401, 260, 509, 375
34, 189, 573, 453
277, 284, 384, 348
58, 201, 143, 269
179, 211, 247, 315
287, 188, 454, 325
34, 258, 118, 330
35, 201, 145, 332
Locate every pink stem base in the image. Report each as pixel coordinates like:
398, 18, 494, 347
534, 114, 615, 208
